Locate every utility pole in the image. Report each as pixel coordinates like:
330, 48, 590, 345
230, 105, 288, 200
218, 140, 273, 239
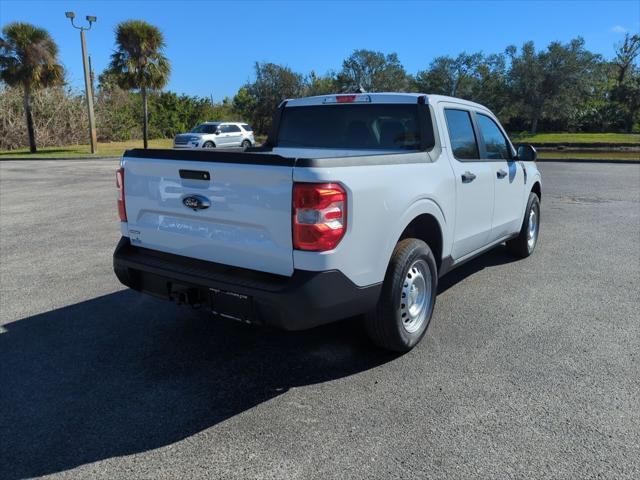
65, 12, 98, 154
88, 55, 96, 100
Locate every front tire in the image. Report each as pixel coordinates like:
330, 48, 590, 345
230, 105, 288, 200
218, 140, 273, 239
202, 141, 215, 149
364, 239, 437, 352
507, 192, 540, 258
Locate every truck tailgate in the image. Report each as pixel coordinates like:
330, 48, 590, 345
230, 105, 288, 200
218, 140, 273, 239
121, 150, 294, 276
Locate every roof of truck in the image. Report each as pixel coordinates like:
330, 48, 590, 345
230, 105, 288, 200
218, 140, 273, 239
285, 92, 487, 110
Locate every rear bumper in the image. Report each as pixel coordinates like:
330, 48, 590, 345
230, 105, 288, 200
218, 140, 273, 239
113, 237, 381, 330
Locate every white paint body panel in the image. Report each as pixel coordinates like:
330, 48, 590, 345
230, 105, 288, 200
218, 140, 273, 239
448, 159, 495, 258
120, 93, 541, 287
491, 158, 527, 240
292, 151, 455, 287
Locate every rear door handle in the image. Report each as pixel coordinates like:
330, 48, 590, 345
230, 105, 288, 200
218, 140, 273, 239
461, 171, 476, 183
497, 169, 508, 179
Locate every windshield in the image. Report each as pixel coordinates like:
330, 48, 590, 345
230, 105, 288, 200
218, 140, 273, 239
190, 124, 218, 134
276, 104, 424, 150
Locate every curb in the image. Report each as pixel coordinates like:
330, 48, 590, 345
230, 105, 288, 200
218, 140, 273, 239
537, 158, 640, 164
527, 142, 640, 148
0, 156, 119, 161
0, 147, 247, 162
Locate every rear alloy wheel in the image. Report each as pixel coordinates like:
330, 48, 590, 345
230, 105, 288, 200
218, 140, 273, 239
507, 192, 540, 258
202, 141, 215, 148
364, 238, 437, 352
241, 140, 251, 150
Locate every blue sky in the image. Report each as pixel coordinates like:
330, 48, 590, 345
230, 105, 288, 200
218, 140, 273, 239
1, 0, 638, 100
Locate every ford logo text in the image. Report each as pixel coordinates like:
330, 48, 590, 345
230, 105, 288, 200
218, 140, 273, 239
182, 195, 211, 211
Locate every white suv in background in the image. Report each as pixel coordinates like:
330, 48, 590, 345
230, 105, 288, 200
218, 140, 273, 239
173, 122, 255, 149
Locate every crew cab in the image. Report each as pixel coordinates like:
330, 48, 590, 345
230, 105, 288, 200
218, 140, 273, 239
173, 121, 255, 149
114, 93, 541, 352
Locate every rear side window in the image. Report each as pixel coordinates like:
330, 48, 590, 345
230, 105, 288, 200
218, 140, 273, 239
222, 124, 241, 133
241, 124, 253, 132
276, 104, 424, 150
444, 109, 479, 160
477, 114, 511, 160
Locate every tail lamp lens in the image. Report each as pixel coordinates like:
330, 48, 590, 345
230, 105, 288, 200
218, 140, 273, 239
293, 183, 346, 251
116, 167, 127, 221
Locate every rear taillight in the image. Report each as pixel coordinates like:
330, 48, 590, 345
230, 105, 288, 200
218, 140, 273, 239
116, 167, 127, 222
293, 183, 346, 251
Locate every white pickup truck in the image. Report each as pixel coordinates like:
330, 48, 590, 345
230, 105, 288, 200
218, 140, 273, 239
113, 93, 541, 352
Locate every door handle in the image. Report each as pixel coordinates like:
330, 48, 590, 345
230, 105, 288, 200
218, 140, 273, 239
461, 171, 476, 183
497, 169, 508, 179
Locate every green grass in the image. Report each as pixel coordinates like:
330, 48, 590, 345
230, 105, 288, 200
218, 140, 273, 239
0, 138, 174, 159
2, 133, 638, 160
510, 132, 640, 144
538, 150, 639, 160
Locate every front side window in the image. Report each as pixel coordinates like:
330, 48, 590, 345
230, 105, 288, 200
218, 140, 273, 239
444, 109, 479, 160
276, 104, 424, 150
477, 114, 511, 160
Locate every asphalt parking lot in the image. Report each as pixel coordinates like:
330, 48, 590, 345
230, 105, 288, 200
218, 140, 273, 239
1, 159, 638, 479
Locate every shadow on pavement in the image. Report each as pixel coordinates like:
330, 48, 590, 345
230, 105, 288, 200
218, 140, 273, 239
0, 245, 518, 479
0, 290, 395, 479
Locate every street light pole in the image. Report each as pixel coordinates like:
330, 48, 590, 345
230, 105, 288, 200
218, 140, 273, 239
88, 55, 96, 100
65, 12, 98, 154
79, 29, 97, 153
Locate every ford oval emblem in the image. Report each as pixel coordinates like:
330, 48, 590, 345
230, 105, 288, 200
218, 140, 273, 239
182, 194, 211, 211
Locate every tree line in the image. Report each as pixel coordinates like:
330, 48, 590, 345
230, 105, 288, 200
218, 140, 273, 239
235, 36, 639, 136
1, 19, 638, 152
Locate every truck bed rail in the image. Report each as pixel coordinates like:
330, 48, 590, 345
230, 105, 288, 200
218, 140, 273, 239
123, 148, 294, 166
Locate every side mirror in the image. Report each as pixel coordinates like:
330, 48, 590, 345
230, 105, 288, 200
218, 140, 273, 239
517, 144, 537, 162
215, 129, 221, 135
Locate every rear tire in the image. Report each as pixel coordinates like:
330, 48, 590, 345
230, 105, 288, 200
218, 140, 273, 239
241, 140, 251, 150
203, 141, 215, 148
507, 192, 540, 258
364, 238, 437, 352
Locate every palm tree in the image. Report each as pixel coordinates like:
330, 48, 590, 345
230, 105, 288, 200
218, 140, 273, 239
0, 22, 64, 152
105, 20, 170, 148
